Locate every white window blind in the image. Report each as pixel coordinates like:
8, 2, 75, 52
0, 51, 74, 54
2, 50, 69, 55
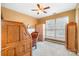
45, 16, 68, 41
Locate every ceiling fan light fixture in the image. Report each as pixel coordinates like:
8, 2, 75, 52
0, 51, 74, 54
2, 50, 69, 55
32, 4, 50, 15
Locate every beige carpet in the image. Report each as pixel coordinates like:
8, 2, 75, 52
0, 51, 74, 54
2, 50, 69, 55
32, 41, 76, 56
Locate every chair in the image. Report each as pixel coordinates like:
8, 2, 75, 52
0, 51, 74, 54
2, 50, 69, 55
31, 31, 39, 49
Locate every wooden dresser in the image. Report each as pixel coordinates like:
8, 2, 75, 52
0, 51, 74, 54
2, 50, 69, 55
1, 20, 32, 56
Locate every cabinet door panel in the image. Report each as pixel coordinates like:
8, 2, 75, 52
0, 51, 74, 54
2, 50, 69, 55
16, 44, 25, 56
20, 25, 27, 41
67, 22, 77, 52
68, 26, 76, 51
7, 25, 20, 43
26, 39, 31, 49
24, 52, 31, 56
7, 48, 15, 56
1, 49, 8, 56
1, 48, 15, 56
2, 24, 7, 48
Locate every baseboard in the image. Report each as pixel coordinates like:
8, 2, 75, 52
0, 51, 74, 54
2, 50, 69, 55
45, 38, 65, 45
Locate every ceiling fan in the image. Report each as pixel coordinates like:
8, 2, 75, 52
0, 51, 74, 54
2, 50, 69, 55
32, 4, 50, 15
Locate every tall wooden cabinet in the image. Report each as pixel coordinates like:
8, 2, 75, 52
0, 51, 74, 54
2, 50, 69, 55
66, 22, 77, 53
1, 20, 32, 56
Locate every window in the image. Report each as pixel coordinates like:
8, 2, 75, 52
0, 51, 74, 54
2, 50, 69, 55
27, 25, 35, 34
28, 28, 35, 34
45, 16, 68, 41
46, 20, 55, 38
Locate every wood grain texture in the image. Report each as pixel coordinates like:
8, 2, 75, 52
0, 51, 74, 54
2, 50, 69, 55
66, 22, 77, 53
1, 20, 32, 56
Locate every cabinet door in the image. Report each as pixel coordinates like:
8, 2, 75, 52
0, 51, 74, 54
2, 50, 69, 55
68, 25, 76, 51
1, 22, 7, 48
67, 22, 77, 52
1, 49, 8, 56
7, 48, 15, 56
24, 52, 31, 56
1, 47, 15, 56
20, 25, 27, 41
15, 44, 25, 56
7, 25, 20, 43
26, 39, 31, 49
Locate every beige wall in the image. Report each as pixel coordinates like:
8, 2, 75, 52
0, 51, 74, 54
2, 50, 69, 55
38, 9, 76, 24
1, 7, 37, 27
36, 24, 44, 41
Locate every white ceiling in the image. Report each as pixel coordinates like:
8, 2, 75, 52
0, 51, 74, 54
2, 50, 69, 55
2, 3, 77, 18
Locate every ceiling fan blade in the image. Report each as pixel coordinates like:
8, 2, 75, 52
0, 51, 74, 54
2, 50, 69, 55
43, 11, 47, 13
32, 9, 38, 11
37, 12, 39, 15
37, 4, 40, 9
44, 6, 50, 10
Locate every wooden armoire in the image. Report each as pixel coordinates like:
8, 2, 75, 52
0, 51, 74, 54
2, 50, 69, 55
66, 22, 77, 53
1, 20, 32, 56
